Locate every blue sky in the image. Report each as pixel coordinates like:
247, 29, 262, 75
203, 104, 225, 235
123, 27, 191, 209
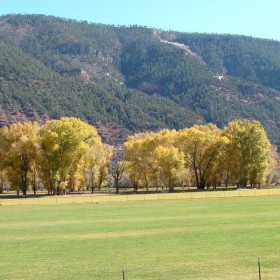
2, 0, 280, 41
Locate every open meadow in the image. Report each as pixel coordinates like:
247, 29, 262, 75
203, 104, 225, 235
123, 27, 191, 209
1, 195, 280, 279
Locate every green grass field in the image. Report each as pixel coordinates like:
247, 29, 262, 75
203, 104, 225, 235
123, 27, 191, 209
1, 196, 280, 279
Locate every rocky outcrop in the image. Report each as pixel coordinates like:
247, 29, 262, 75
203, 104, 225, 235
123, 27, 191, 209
56, 42, 113, 62
80, 69, 91, 82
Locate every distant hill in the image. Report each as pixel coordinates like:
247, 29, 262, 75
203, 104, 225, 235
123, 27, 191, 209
1, 14, 280, 144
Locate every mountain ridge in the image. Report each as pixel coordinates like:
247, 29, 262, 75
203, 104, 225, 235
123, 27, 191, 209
1, 14, 280, 144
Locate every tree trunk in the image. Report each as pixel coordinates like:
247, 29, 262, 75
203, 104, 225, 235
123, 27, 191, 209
20, 154, 29, 196
194, 169, 200, 189
22, 173, 28, 196
33, 181, 36, 195
22, 188, 27, 196
133, 184, 138, 193
115, 179, 119, 194
197, 177, 206, 190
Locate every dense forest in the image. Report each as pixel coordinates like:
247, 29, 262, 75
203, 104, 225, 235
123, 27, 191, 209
1, 14, 280, 144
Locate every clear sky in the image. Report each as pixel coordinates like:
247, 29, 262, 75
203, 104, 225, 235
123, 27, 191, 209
2, 0, 280, 41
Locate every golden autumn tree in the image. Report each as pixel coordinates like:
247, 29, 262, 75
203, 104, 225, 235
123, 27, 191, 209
154, 146, 184, 191
203, 135, 230, 188
123, 130, 184, 191
124, 131, 167, 191
175, 123, 226, 189
222, 119, 271, 187
75, 143, 113, 193
0, 121, 40, 195
38, 117, 101, 195
123, 138, 146, 192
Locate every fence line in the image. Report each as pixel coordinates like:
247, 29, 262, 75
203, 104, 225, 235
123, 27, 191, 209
1, 189, 280, 206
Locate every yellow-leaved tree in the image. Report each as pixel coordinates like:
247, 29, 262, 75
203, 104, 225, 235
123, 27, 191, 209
38, 117, 101, 194
222, 119, 271, 187
123, 138, 147, 192
75, 143, 113, 193
0, 121, 40, 195
175, 123, 226, 189
154, 146, 184, 191
124, 129, 184, 191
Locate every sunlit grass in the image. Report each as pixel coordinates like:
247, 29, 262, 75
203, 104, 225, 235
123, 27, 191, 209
1, 196, 280, 279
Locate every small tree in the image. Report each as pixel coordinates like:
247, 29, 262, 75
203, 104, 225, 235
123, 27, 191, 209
111, 146, 126, 193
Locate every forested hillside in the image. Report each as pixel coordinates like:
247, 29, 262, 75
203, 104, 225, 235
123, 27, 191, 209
1, 14, 280, 144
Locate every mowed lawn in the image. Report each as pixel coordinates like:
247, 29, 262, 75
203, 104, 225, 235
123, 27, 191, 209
1, 196, 280, 279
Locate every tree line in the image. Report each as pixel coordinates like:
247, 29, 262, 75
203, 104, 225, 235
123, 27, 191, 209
0, 118, 273, 195
0, 117, 111, 195
123, 119, 271, 191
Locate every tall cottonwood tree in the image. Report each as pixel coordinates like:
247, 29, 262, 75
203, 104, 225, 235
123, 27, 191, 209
123, 139, 145, 192
124, 131, 167, 191
0, 121, 40, 195
76, 143, 113, 193
39, 117, 101, 194
222, 119, 271, 187
175, 124, 226, 189
123, 130, 183, 191
154, 146, 184, 191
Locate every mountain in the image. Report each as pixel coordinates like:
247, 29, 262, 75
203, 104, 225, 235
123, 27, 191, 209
1, 14, 280, 144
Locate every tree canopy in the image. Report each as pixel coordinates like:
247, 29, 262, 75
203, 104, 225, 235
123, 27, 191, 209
123, 120, 271, 190
0, 118, 110, 195
0, 118, 273, 194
